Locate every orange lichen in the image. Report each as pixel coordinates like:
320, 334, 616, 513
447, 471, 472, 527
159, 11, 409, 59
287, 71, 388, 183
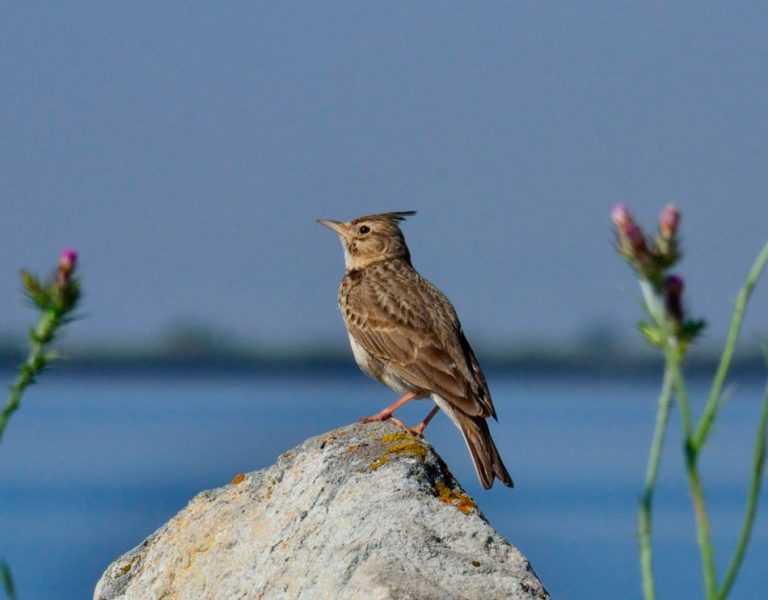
456, 497, 477, 513
231, 473, 245, 485
435, 481, 477, 514
347, 444, 358, 452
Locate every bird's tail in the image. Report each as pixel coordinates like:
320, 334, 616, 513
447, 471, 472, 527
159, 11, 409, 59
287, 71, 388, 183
444, 408, 513, 489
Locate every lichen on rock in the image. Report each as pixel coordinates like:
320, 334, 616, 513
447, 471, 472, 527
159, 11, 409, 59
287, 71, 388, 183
94, 420, 548, 600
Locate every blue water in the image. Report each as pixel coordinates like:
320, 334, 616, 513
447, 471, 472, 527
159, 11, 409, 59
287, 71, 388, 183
0, 369, 766, 599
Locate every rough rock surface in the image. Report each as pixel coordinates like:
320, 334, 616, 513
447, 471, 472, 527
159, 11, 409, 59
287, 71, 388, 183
95, 421, 548, 600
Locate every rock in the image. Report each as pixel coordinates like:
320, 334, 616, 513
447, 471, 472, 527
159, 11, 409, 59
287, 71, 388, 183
94, 421, 549, 600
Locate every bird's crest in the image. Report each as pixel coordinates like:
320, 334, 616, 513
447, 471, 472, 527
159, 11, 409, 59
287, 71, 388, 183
350, 211, 416, 225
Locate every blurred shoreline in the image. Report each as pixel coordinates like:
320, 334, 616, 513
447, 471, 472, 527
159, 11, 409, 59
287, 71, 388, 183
0, 342, 765, 381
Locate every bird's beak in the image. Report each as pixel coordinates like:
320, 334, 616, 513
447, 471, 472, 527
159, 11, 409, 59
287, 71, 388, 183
316, 219, 347, 237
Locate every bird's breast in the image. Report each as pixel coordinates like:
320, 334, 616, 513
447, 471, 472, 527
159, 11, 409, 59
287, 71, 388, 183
347, 333, 374, 375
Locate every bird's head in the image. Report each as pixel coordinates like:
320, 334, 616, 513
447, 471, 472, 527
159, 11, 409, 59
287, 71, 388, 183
317, 211, 416, 270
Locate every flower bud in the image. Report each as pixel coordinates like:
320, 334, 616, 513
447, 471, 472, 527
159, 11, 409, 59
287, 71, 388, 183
659, 205, 680, 240
625, 223, 648, 257
611, 204, 633, 229
664, 274, 685, 325
55, 247, 79, 300
58, 248, 78, 275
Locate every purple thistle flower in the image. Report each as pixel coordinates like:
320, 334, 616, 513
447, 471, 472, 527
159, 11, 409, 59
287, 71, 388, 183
664, 274, 685, 325
56, 247, 78, 288
59, 248, 78, 271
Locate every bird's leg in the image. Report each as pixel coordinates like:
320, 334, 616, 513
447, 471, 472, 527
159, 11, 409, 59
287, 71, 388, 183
409, 406, 440, 437
359, 391, 419, 424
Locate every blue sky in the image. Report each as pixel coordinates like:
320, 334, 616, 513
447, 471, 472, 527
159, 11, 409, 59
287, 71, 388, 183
1, 3, 766, 351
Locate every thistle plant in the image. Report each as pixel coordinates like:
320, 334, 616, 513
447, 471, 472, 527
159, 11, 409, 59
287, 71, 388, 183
1, 248, 81, 599
0, 249, 81, 441
612, 205, 768, 600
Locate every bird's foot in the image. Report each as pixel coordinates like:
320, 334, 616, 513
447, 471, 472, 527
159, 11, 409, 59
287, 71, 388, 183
396, 421, 428, 437
409, 406, 440, 437
358, 413, 421, 437
358, 392, 420, 425
358, 410, 396, 424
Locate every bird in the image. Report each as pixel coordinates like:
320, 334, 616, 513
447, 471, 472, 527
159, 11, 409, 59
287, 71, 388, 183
317, 211, 513, 489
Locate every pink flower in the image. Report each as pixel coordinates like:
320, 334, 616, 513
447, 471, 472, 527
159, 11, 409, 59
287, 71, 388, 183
56, 247, 78, 285
659, 205, 680, 239
611, 204, 633, 229
59, 248, 78, 269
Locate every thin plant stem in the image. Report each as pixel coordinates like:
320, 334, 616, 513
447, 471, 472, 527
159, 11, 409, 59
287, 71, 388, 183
0, 310, 59, 442
615, 205, 767, 600
0, 558, 15, 600
668, 351, 718, 599
1, 250, 78, 600
695, 242, 768, 449
639, 363, 676, 600
666, 345, 693, 439
717, 383, 768, 599
686, 448, 718, 600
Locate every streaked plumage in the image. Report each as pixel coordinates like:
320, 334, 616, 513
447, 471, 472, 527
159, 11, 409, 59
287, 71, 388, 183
318, 211, 513, 489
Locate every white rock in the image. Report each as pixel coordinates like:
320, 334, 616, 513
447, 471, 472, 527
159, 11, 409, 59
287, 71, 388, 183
95, 421, 549, 600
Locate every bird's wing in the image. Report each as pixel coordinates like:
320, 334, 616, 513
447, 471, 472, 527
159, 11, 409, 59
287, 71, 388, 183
343, 267, 495, 418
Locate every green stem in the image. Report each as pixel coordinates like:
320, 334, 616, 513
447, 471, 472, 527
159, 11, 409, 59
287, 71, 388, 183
639, 363, 676, 600
0, 309, 59, 442
668, 348, 718, 599
686, 449, 718, 599
667, 345, 693, 439
695, 242, 768, 449
717, 383, 768, 599
0, 558, 15, 600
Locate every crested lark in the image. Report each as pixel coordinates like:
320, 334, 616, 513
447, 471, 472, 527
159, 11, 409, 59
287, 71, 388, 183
318, 211, 513, 489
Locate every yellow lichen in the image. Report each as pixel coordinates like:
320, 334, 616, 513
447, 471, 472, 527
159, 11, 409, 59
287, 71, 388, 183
380, 432, 411, 443
120, 559, 135, 574
263, 481, 275, 502
385, 441, 427, 459
369, 432, 427, 472
370, 455, 389, 470
347, 444, 358, 452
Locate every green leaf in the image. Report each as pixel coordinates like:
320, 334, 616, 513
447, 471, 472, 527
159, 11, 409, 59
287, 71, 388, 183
20, 271, 52, 310
681, 319, 707, 343
638, 321, 664, 347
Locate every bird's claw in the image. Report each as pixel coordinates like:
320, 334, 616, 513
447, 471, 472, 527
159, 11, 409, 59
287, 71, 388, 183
359, 414, 423, 437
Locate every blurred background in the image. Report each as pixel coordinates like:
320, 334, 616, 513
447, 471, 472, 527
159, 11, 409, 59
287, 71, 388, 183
1, 3, 767, 599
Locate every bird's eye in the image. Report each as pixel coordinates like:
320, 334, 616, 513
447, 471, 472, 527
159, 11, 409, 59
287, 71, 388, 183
359, 225, 370, 234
